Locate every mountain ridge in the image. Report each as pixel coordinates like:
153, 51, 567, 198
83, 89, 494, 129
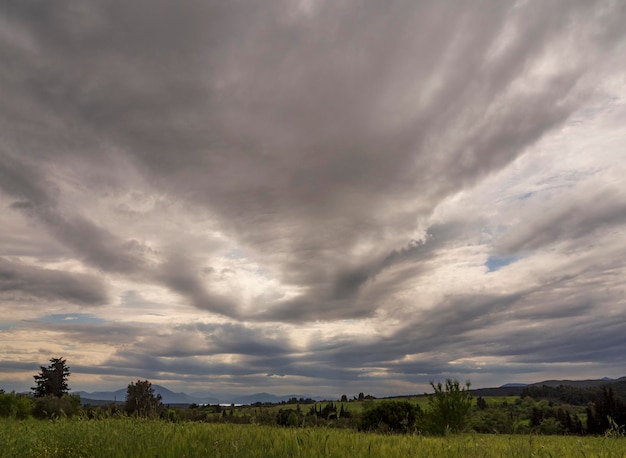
75, 385, 326, 406
73, 376, 626, 406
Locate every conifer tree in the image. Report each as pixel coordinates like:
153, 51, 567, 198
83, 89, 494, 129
32, 357, 71, 398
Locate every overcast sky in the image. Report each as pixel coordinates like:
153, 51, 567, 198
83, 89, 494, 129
1, 0, 625, 398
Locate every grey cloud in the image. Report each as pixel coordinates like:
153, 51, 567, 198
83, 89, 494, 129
0, 153, 55, 207
0, 154, 146, 275
44, 212, 147, 275
1, 0, 625, 393
4, 0, 623, 322
27, 320, 144, 346
156, 253, 239, 318
0, 257, 108, 305
497, 183, 626, 256
332, 223, 462, 300
133, 322, 292, 358
100, 350, 280, 380
256, 222, 467, 322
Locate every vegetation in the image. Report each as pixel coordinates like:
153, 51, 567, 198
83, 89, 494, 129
31, 394, 81, 420
586, 387, 626, 435
32, 357, 71, 398
425, 379, 473, 435
360, 400, 421, 433
0, 391, 32, 419
1, 418, 626, 458
1, 358, 626, 457
26, 357, 81, 419
125, 380, 164, 418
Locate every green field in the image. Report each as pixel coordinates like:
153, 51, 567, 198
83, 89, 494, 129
1, 418, 625, 458
201, 394, 521, 419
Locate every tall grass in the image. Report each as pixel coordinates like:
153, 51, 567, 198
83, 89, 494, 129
1, 418, 625, 457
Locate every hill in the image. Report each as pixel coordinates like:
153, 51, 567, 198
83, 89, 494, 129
75, 386, 324, 406
75, 385, 220, 406
73, 376, 626, 406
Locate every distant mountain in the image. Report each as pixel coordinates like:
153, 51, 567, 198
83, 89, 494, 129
73, 376, 626, 407
75, 385, 220, 406
228, 392, 282, 405
228, 393, 327, 405
469, 377, 626, 398
74, 385, 324, 406
528, 376, 625, 389
74, 388, 127, 402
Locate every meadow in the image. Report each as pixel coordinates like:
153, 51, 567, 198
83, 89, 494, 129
1, 418, 625, 458
213, 395, 521, 418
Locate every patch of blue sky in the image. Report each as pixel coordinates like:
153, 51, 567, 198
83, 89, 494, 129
37, 313, 105, 325
486, 255, 520, 273
517, 191, 534, 201
225, 248, 246, 259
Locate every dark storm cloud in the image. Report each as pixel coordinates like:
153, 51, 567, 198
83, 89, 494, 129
0, 257, 108, 305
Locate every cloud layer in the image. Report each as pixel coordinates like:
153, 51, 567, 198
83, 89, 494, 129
1, 0, 625, 396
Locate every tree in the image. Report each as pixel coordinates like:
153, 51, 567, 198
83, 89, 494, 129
125, 380, 164, 418
585, 386, 626, 434
425, 379, 473, 435
32, 357, 71, 397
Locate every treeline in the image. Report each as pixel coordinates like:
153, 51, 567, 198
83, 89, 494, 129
521, 383, 626, 435
3, 356, 626, 436
0, 391, 81, 420
171, 379, 475, 436
469, 384, 626, 436
521, 384, 603, 405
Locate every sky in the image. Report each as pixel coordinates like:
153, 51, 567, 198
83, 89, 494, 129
1, 0, 626, 399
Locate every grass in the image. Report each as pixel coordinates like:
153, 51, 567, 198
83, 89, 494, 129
212, 394, 521, 418
1, 418, 626, 458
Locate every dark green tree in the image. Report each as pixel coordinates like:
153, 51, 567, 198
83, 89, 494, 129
125, 380, 164, 418
32, 357, 71, 397
0, 391, 33, 419
425, 379, 473, 435
359, 400, 421, 433
585, 386, 626, 434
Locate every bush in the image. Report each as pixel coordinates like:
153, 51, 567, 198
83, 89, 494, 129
32, 394, 81, 419
539, 417, 563, 435
425, 379, 473, 435
0, 392, 33, 419
125, 380, 164, 418
276, 408, 301, 427
359, 400, 421, 434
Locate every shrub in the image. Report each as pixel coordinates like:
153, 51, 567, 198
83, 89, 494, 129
425, 379, 473, 435
0, 392, 33, 419
359, 400, 421, 434
32, 394, 81, 419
